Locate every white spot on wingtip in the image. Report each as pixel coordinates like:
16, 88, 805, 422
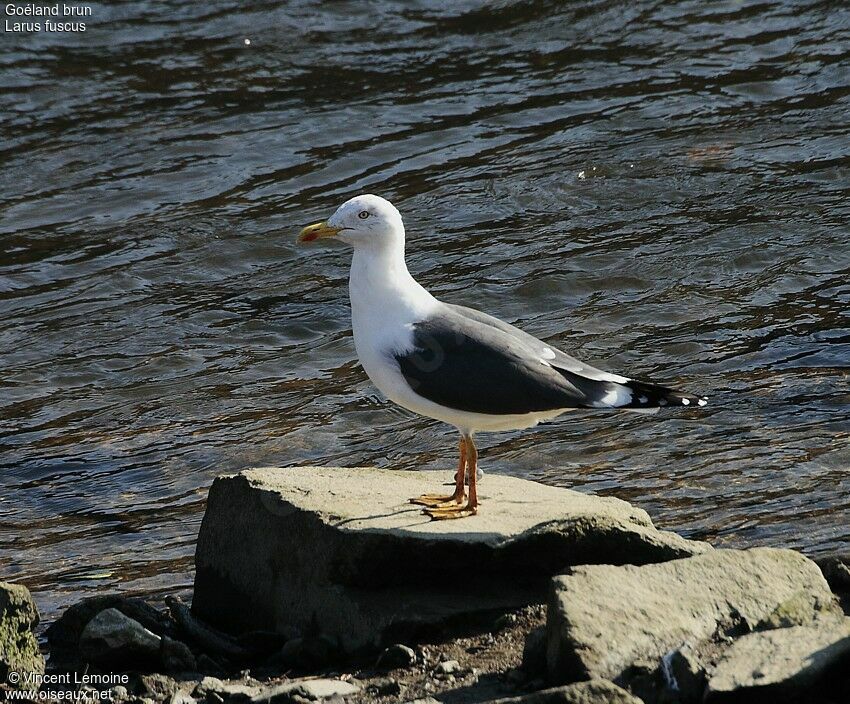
638, 396, 648, 404
681, 398, 690, 406
698, 398, 708, 406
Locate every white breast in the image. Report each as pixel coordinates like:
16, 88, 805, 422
348, 248, 437, 403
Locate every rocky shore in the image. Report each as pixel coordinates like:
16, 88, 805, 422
3, 466, 850, 704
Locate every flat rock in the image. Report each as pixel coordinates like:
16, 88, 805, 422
193, 467, 709, 651
253, 677, 360, 702
193, 675, 264, 701
547, 548, 841, 691
484, 679, 643, 703
706, 616, 850, 702
0, 582, 44, 690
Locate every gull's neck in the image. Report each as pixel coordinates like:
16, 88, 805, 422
349, 234, 438, 332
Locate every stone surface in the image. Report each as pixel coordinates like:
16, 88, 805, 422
252, 678, 360, 702
547, 548, 840, 689
192, 675, 262, 701
193, 467, 709, 651
215, 682, 263, 701
80, 608, 162, 668
0, 582, 44, 690
706, 616, 850, 701
484, 679, 643, 704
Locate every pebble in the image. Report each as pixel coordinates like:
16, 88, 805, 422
378, 643, 416, 668
436, 659, 461, 675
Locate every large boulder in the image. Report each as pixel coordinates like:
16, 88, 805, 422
0, 582, 44, 691
705, 616, 850, 702
193, 467, 709, 652
484, 679, 643, 703
547, 548, 841, 699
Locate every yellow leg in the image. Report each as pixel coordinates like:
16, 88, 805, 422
425, 435, 479, 520
409, 437, 467, 507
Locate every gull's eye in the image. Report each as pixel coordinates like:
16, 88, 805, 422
358, 210, 370, 219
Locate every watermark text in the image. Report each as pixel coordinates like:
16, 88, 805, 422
4, 3, 92, 32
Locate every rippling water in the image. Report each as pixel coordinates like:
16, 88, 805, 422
1, 0, 849, 621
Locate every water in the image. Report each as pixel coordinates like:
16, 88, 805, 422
1, 0, 848, 622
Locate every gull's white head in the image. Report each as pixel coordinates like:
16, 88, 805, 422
298, 194, 404, 251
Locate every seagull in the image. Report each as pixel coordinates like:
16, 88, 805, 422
298, 194, 707, 520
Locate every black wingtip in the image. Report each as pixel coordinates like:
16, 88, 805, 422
623, 379, 708, 409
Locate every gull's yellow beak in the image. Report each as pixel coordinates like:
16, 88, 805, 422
298, 221, 342, 243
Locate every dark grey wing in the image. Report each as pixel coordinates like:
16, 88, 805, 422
446, 303, 629, 383
414, 304, 706, 413
394, 307, 588, 415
